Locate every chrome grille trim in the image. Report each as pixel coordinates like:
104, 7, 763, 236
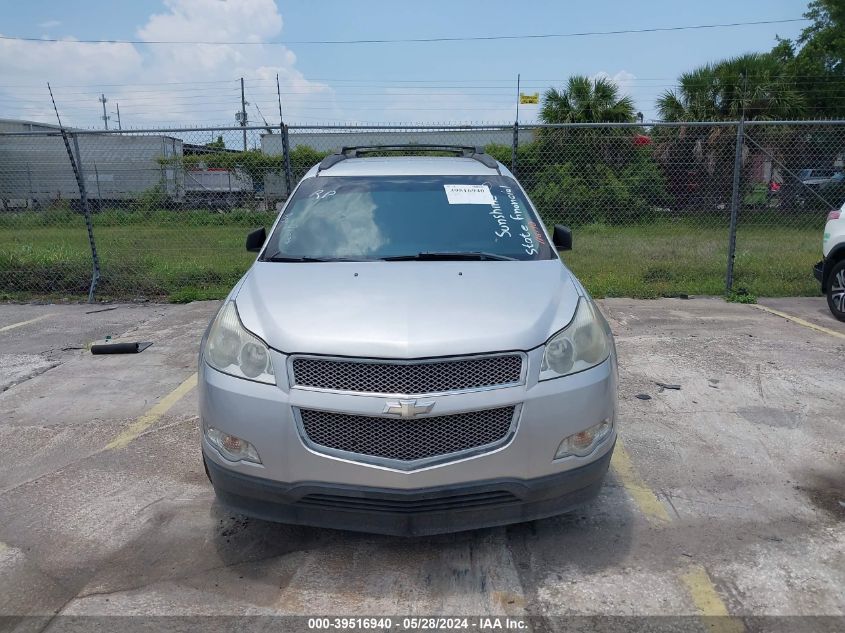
288, 352, 526, 396
294, 405, 521, 471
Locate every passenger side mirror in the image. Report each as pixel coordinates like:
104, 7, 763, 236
246, 227, 267, 253
553, 225, 572, 251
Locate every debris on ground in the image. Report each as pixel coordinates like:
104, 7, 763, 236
90, 342, 153, 355
655, 382, 681, 391
635, 394, 652, 400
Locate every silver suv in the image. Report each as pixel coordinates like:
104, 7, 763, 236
199, 146, 618, 536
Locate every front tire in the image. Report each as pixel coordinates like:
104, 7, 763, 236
826, 259, 845, 322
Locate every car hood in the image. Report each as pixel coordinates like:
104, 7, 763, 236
235, 260, 581, 358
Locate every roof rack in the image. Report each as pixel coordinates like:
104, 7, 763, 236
317, 144, 500, 173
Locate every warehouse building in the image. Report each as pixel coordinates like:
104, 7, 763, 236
0, 119, 183, 208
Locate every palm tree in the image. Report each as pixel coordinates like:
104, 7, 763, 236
540, 76, 636, 124
655, 54, 805, 208
657, 53, 804, 121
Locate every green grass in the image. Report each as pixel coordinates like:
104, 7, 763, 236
0, 209, 824, 302
564, 220, 820, 299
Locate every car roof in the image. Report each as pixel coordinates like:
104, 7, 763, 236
308, 156, 503, 178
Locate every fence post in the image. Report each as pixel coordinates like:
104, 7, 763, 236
282, 124, 294, 196
725, 119, 744, 294
511, 121, 519, 175
70, 133, 101, 302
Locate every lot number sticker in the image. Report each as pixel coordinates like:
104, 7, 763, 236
444, 184, 495, 205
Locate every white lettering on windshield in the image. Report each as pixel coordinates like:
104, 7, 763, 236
498, 185, 536, 255
310, 189, 336, 201
501, 186, 524, 222
488, 195, 511, 238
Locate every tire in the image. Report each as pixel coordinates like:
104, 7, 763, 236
826, 259, 845, 322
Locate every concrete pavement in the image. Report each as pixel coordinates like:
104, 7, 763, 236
0, 297, 842, 629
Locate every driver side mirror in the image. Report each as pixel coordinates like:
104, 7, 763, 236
246, 227, 266, 253
553, 225, 572, 251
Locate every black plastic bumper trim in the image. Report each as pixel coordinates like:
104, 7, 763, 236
204, 443, 614, 536
814, 259, 825, 285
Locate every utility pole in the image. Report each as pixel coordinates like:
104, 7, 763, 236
99, 93, 109, 129
114, 102, 122, 130
239, 77, 248, 150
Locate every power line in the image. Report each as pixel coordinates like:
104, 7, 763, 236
5, 74, 845, 93
0, 18, 808, 46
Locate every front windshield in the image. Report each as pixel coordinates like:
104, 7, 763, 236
263, 175, 554, 261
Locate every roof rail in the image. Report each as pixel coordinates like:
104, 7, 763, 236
316, 144, 500, 173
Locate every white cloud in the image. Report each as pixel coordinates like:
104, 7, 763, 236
0, 1, 525, 127
591, 70, 637, 97
38, 20, 61, 29
0, 0, 332, 128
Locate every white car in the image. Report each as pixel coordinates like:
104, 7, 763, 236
814, 203, 845, 321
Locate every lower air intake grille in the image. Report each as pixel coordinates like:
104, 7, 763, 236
299, 406, 516, 464
298, 490, 519, 514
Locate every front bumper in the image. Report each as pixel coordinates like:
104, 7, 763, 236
814, 259, 825, 287
204, 443, 613, 536
199, 346, 618, 534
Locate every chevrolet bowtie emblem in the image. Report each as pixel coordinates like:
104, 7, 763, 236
383, 399, 435, 419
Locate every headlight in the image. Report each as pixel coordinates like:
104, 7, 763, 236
204, 302, 275, 384
540, 298, 610, 380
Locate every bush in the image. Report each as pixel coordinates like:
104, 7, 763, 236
484, 143, 512, 166
133, 184, 167, 217
289, 146, 332, 181
529, 150, 669, 226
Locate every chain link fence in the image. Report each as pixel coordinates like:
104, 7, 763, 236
0, 121, 841, 302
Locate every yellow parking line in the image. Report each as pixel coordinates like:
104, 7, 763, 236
105, 373, 198, 450
752, 304, 845, 340
0, 314, 52, 333
610, 438, 671, 524
681, 565, 745, 633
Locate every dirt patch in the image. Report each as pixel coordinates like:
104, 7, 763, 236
738, 406, 801, 429
795, 472, 845, 520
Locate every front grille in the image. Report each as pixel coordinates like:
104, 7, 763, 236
299, 406, 516, 464
291, 354, 523, 395
298, 490, 519, 514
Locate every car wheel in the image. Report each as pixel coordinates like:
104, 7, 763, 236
827, 260, 845, 322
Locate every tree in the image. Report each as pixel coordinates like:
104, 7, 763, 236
655, 53, 806, 208
529, 76, 668, 223
657, 53, 805, 122
772, 0, 845, 118
205, 135, 226, 150
540, 76, 636, 124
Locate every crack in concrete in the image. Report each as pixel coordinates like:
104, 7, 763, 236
0, 360, 60, 394
71, 549, 296, 604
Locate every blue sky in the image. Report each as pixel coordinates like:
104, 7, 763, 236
0, 0, 808, 127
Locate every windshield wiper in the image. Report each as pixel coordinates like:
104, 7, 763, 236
263, 254, 334, 262
263, 253, 379, 263
381, 251, 517, 261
